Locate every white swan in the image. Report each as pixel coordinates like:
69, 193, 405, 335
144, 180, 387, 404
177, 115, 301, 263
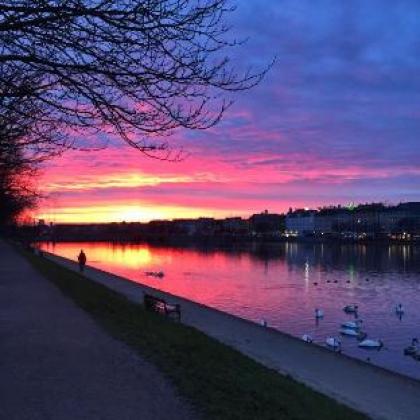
343, 304, 358, 313
340, 329, 367, 340
358, 339, 383, 349
341, 320, 362, 329
315, 308, 324, 318
340, 328, 358, 336
395, 304, 404, 315
326, 337, 341, 349
302, 334, 313, 343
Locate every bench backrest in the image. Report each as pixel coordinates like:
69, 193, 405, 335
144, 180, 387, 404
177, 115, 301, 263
143, 293, 181, 321
144, 294, 166, 308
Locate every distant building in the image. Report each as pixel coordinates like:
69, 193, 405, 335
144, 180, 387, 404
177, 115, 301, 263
382, 202, 420, 237
249, 210, 284, 235
171, 219, 199, 235
170, 217, 217, 236
46, 201, 420, 242
286, 202, 420, 239
317, 207, 352, 234
220, 217, 249, 235
285, 209, 317, 236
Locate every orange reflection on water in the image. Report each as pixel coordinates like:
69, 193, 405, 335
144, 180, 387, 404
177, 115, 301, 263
42, 242, 163, 270
39, 241, 282, 316
38, 240, 420, 382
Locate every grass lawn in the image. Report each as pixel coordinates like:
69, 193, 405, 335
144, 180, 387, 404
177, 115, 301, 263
24, 251, 366, 420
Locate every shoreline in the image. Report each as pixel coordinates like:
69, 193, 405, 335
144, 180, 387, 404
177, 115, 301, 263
41, 249, 420, 419
36, 236, 420, 246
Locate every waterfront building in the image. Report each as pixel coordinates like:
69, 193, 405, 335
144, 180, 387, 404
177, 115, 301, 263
42, 201, 420, 242
286, 202, 420, 239
381, 202, 420, 238
249, 210, 284, 236
220, 217, 249, 235
285, 209, 317, 236
171, 219, 199, 235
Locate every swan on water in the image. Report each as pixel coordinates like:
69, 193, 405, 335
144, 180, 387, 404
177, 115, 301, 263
326, 337, 341, 350
315, 308, 324, 318
340, 329, 367, 340
343, 304, 358, 313
302, 334, 313, 343
404, 338, 419, 356
395, 303, 404, 315
358, 339, 383, 349
341, 320, 362, 329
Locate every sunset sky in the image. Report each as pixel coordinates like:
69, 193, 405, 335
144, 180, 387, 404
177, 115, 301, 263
36, 1, 420, 223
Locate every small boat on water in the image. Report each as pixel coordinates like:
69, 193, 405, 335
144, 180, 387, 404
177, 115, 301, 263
315, 308, 324, 318
302, 334, 313, 343
145, 271, 165, 278
358, 339, 383, 349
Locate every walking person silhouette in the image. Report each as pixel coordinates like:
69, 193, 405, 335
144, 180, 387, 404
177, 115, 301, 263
78, 249, 87, 272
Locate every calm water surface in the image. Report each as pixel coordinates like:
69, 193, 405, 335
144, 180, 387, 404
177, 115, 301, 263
40, 241, 420, 380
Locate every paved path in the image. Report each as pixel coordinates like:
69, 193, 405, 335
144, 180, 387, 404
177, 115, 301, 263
0, 241, 195, 420
44, 250, 420, 420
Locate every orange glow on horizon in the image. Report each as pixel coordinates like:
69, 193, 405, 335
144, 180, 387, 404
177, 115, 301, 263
32, 128, 419, 225
42, 172, 214, 193
35, 203, 250, 223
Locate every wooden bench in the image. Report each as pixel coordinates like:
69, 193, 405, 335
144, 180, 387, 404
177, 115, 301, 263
143, 293, 181, 321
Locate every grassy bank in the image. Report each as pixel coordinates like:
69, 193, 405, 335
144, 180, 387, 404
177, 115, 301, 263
24, 251, 365, 420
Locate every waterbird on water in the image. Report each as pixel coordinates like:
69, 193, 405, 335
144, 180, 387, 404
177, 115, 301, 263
302, 334, 313, 343
395, 303, 404, 315
340, 329, 367, 341
260, 319, 268, 327
341, 320, 362, 329
326, 337, 341, 351
343, 304, 358, 314
358, 339, 383, 349
315, 308, 324, 318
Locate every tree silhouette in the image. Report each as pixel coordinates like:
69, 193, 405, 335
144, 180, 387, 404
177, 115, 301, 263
0, 1, 267, 158
0, 133, 38, 226
0, 72, 41, 225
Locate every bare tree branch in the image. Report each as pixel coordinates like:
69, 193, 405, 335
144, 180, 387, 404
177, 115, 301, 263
0, 0, 269, 158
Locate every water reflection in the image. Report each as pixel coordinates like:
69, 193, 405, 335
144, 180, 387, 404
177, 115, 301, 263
40, 241, 420, 380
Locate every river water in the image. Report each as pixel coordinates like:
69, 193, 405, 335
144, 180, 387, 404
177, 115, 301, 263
39, 241, 420, 381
